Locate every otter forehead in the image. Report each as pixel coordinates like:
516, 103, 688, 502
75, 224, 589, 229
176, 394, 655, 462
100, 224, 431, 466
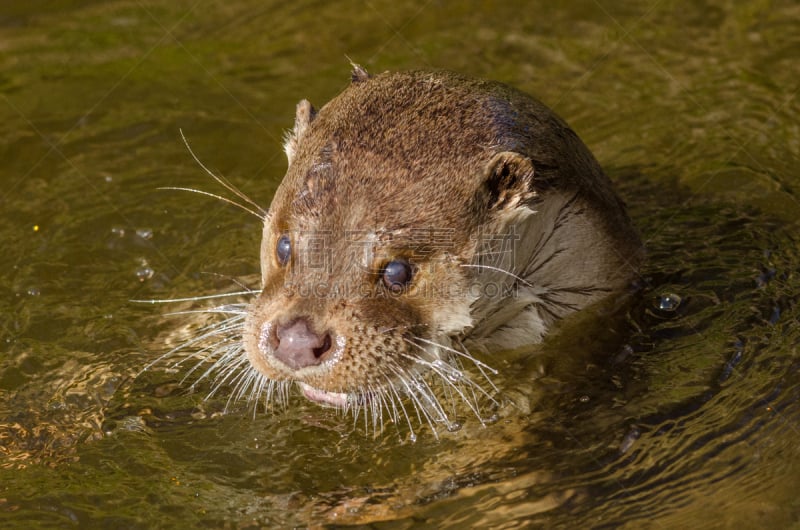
272, 71, 526, 236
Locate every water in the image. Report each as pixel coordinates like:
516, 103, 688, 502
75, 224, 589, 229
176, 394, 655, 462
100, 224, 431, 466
2, 1, 799, 527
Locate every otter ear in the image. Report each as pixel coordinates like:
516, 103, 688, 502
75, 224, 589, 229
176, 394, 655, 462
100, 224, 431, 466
484, 151, 537, 210
283, 99, 316, 165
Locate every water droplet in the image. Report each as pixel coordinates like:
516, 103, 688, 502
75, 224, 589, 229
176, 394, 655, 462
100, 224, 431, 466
136, 228, 153, 240
136, 267, 155, 282
445, 368, 463, 382
579, 395, 590, 403
612, 344, 634, 364
433, 359, 463, 382
656, 293, 682, 312
26, 287, 41, 296
111, 226, 126, 238
619, 426, 641, 454
446, 421, 463, 432
408, 433, 417, 443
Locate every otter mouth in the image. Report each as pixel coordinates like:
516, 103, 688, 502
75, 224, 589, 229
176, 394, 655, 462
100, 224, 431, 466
299, 382, 349, 408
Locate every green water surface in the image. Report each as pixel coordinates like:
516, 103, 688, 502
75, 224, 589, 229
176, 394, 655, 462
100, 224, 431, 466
1, 1, 799, 528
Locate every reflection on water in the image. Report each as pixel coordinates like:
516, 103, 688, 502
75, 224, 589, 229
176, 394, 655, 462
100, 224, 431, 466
1, 0, 799, 527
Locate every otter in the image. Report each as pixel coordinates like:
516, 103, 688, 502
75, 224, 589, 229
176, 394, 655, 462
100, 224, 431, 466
229, 67, 641, 432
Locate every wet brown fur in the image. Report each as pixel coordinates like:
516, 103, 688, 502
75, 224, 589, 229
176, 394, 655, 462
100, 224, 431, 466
244, 68, 642, 405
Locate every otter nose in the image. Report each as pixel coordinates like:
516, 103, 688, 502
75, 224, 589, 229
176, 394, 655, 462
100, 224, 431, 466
273, 318, 333, 370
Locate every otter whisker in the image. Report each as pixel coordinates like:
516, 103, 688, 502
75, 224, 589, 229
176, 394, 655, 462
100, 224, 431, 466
411, 335, 499, 379
159, 186, 266, 220
283, 381, 293, 406
387, 366, 439, 437
348, 393, 362, 428
356, 388, 369, 431
376, 322, 429, 335
249, 377, 268, 418
241, 372, 267, 405
215, 360, 247, 402
399, 349, 485, 423
178, 325, 244, 377
459, 263, 533, 287
177, 340, 234, 382
383, 374, 416, 438
364, 392, 373, 433
132, 292, 258, 304
190, 343, 244, 392
378, 388, 395, 433
341, 393, 352, 418
366, 385, 378, 433
352, 391, 369, 433
369, 384, 384, 434
401, 369, 449, 430
210, 356, 250, 406
376, 389, 395, 431
264, 379, 284, 412
179, 128, 268, 220
227, 363, 263, 411
252, 377, 271, 415
198, 272, 261, 295
421, 361, 480, 419
452, 337, 500, 395
169, 317, 244, 371
139, 313, 242, 374
161, 306, 247, 319
208, 349, 248, 392
418, 376, 451, 428
233, 373, 258, 414
452, 354, 487, 417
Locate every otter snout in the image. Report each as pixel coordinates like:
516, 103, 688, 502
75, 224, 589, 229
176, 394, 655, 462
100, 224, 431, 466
271, 318, 333, 370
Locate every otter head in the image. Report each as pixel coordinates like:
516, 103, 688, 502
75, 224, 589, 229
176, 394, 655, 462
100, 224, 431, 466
242, 68, 640, 428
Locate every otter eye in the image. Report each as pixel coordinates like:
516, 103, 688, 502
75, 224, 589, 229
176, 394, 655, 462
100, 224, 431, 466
276, 234, 291, 266
381, 259, 413, 293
